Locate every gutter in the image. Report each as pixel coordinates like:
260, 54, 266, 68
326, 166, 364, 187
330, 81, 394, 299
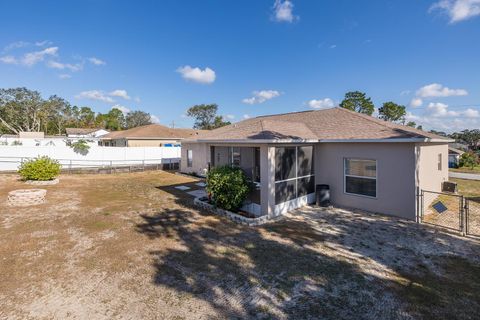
184, 137, 453, 144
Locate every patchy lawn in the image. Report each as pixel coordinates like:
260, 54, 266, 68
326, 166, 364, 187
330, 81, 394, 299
450, 166, 480, 174
451, 177, 480, 198
0, 171, 479, 319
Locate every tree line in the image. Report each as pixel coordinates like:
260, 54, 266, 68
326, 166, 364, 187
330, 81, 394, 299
0, 87, 153, 135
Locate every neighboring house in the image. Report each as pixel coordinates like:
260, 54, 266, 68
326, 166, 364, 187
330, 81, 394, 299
448, 147, 465, 168
0, 132, 67, 147
99, 124, 205, 147
66, 128, 109, 140
181, 107, 452, 220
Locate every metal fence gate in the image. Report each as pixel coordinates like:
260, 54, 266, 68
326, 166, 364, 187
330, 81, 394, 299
419, 189, 480, 238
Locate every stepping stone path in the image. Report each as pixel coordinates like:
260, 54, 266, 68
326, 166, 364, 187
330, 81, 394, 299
174, 186, 191, 191
7, 189, 47, 207
187, 189, 207, 198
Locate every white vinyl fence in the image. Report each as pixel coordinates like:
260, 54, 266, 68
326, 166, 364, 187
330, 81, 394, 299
0, 146, 181, 171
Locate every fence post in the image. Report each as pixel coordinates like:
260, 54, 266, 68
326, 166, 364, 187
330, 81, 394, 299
463, 197, 468, 236
69, 160, 72, 174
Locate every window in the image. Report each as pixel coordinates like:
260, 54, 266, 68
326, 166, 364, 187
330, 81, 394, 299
187, 149, 193, 167
438, 153, 442, 171
231, 147, 241, 167
344, 158, 377, 198
275, 146, 315, 204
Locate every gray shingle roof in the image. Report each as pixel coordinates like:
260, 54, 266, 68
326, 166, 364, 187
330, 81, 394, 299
189, 108, 450, 142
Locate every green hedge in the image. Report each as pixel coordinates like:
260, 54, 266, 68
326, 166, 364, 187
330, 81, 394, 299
206, 166, 251, 212
18, 156, 61, 181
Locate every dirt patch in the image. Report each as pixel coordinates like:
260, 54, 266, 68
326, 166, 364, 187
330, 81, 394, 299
0, 171, 479, 319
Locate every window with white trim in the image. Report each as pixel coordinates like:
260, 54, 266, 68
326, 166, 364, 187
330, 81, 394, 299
344, 158, 377, 198
187, 149, 193, 167
274, 146, 315, 204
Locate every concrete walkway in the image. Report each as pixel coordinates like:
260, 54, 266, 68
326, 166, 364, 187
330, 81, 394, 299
449, 171, 480, 180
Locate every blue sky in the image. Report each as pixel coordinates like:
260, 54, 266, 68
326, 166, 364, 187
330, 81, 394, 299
0, 0, 479, 132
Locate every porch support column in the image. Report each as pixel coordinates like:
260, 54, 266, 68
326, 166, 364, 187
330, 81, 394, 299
260, 145, 276, 217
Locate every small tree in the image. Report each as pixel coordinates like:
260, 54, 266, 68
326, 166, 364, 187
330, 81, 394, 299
18, 156, 61, 181
378, 101, 406, 123
339, 91, 375, 115
186, 104, 230, 130
406, 121, 416, 128
206, 166, 250, 211
70, 139, 90, 155
459, 152, 479, 170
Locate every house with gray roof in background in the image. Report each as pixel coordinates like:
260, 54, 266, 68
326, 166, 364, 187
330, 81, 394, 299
181, 107, 452, 220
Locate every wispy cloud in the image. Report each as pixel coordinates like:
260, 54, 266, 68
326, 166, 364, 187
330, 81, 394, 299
112, 104, 130, 115
176, 65, 216, 84
272, 0, 298, 23
75, 90, 115, 103
410, 83, 468, 107
46, 60, 83, 72
150, 115, 160, 124
308, 98, 335, 109
21, 47, 58, 66
242, 90, 281, 104
75, 89, 133, 104
88, 57, 106, 65
109, 89, 130, 100
58, 74, 72, 79
430, 0, 480, 23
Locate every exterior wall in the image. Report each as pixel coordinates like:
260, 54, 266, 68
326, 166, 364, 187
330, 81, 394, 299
315, 143, 417, 220
180, 142, 210, 175
416, 143, 448, 193
126, 139, 180, 147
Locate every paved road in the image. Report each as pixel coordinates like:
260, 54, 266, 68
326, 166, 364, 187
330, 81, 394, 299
449, 171, 480, 180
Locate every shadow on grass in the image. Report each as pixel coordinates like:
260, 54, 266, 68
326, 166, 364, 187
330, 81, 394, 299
137, 183, 480, 319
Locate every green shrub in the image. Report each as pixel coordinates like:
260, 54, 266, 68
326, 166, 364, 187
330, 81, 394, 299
459, 151, 479, 170
18, 156, 61, 181
206, 166, 251, 211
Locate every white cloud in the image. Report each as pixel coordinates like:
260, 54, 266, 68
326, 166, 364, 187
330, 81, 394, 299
426, 102, 459, 117
21, 46, 58, 66
3, 41, 30, 52
308, 98, 335, 109
463, 108, 480, 117
176, 65, 216, 84
0, 55, 17, 64
410, 97, 423, 107
75, 90, 115, 103
35, 40, 52, 47
243, 114, 251, 119
150, 115, 160, 124
242, 90, 281, 104
430, 0, 480, 23
88, 57, 106, 65
329, 44, 337, 49
58, 74, 72, 79
109, 89, 130, 100
273, 0, 297, 23
416, 83, 468, 98
111, 104, 130, 115
224, 114, 235, 120
46, 60, 83, 72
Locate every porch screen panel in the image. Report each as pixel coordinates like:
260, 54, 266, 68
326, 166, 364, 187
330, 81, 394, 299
275, 145, 315, 205
297, 146, 314, 176
275, 147, 296, 181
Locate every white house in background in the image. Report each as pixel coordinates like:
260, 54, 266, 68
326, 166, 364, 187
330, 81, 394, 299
65, 128, 109, 141
448, 147, 465, 168
0, 132, 67, 147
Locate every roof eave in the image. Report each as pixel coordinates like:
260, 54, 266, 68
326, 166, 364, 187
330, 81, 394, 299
319, 138, 453, 143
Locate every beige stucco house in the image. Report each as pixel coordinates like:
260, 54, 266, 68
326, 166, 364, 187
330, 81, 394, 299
99, 124, 205, 147
180, 108, 452, 221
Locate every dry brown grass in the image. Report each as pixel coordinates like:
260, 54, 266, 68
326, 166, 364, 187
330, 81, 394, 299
0, 171, 479, 319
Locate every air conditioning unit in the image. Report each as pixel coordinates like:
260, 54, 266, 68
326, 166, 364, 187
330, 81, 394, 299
442, 181, 457, 193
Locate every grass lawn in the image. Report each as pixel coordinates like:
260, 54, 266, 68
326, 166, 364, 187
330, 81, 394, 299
451, 177, 480, 198
450, 166, 480, 174
0, 171, 479, 319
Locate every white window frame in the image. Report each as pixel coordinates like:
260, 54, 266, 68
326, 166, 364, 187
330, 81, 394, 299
274, 146, 315, 204
187, 149, 193, 167
344, 158, 377, 199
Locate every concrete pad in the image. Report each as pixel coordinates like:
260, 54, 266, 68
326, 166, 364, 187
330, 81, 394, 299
174, 186, 191, 191
195, 182, 207, 187
187, 190, 207, 198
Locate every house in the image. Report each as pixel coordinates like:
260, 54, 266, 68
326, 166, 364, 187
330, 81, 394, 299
99, 124, 205, 147
181, 107, 452, 220
65, 128, 109, 140
0, 132, 67, 147
448, 147, 465, 168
